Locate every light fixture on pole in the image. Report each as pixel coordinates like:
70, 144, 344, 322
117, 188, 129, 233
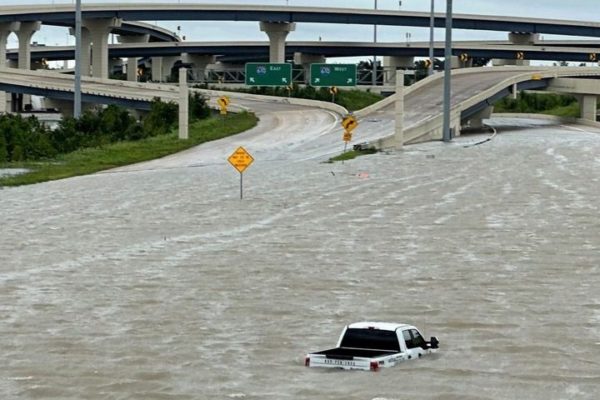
442, 0, 452, 142
74, 0, 81, 118
428, 0, 434, 76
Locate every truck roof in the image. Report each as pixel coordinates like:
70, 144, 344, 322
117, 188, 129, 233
348, 322, 416, 332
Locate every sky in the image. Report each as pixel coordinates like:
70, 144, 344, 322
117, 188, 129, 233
2, 0, 599, 63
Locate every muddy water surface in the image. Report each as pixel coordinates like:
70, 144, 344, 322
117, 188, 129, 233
1, 126, 599, 399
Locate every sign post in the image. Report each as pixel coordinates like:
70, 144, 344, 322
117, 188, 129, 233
228, 146, 254, 200
245, 63, 292, 86
341, 115, 359, 158
310, 64, 357, 87
217, 95, 230, 115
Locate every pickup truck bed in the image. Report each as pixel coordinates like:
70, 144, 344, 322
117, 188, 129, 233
312, 347, 397, 359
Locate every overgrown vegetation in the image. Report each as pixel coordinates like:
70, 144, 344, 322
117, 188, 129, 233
0, 112, 257, 187
197, 83, 383, 112
493, 92, 581, 118
327, 147, 378, 163
0, 92, 258, 186
0, 93, 208, 163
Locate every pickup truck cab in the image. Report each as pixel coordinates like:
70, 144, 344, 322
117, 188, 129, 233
305, 322, 439, 371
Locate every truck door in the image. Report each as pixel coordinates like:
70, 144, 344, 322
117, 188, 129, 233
402, 329, 427, 359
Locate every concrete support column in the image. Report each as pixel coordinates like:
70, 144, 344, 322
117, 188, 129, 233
293, 52, 325, 83
151, 56, 179, 82
15, 21, 41, 111
464, 106, 493, 130
179, 68, 189, 140
83, 18, 122, 79
383, 56, 414, 85
69, 26, 92, 76
16, 21, 41, 70
580, 95, 597, 121
184, 54, 217, 82
259, 21, 296, 63
394, 69, 405, 149
0, 22, 19, 68
117, 34, 149, 82
0, 22, 20, 113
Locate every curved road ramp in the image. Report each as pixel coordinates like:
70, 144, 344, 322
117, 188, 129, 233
354, 66, 600, 149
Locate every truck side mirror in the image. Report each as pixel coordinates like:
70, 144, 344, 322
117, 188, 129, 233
429, 336, 439, 349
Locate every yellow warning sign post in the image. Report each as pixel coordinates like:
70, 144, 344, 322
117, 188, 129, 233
218, 96, 231, 115
340, 114, 359, 160
228, 146, 254, 199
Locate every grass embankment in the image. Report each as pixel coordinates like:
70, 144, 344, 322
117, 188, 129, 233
0, 112, 257, 187
494, 92, 581, 118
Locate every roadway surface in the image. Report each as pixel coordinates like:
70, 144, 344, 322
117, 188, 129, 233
1, 116, 599, 399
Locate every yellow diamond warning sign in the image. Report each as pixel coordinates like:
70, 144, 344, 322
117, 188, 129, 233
228, 146, 254, 173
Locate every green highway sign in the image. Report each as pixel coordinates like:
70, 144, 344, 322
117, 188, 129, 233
245, 63, 292, 86
310, 64, 357, 87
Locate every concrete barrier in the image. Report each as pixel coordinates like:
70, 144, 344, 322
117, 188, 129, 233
191, 87, 349, 116
492, 112, 600, 130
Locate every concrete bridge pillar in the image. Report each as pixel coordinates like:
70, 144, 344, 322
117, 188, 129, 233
383, 56, 414, 85
151, 56, 180, 82
580, 95, 597, 122
293, 52, 325, 83
0, 22, 20, 113
15, 21, 41, 111
69, 26, 92, 76
394, 69, 405, 149
464, 106, 493, 130
84, 18, 122, 79
16, 21, 41, 70
259, 21, 296, 63
184, 54, 217, 82
118, 33, 149, 81
178, 67, 189, 140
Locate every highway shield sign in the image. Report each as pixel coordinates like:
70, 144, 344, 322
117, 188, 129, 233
228, 146, 254, 173
245, 63, 292, 86
310, 64, 357, 87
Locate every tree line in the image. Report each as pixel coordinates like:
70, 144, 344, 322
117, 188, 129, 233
0, 93, 210, 163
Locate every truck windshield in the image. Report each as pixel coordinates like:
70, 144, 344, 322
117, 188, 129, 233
340, 328, 400, 352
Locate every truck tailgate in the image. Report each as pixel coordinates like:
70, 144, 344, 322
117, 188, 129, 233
306, 354, 373, 370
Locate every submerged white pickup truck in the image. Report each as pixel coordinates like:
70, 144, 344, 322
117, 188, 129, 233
305, 322, 439, 371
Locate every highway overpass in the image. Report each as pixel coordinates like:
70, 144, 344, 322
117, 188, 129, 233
8, 40, 600, 63
2, 4, 600, 38
4, 65, 600, 148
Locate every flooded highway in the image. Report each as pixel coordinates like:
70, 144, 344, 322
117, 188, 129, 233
1, 119, 599, 399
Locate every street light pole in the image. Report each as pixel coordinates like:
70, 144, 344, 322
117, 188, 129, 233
372, 0, 377, 88
74, 0, 81, 118
428, 0, 434, 76
442, 0, 453, 142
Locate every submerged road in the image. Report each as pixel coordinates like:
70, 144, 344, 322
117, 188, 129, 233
1, 116, 599, 399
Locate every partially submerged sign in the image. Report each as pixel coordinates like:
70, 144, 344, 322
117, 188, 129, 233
228, 146, 254, 173
228, 146, 254, 200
